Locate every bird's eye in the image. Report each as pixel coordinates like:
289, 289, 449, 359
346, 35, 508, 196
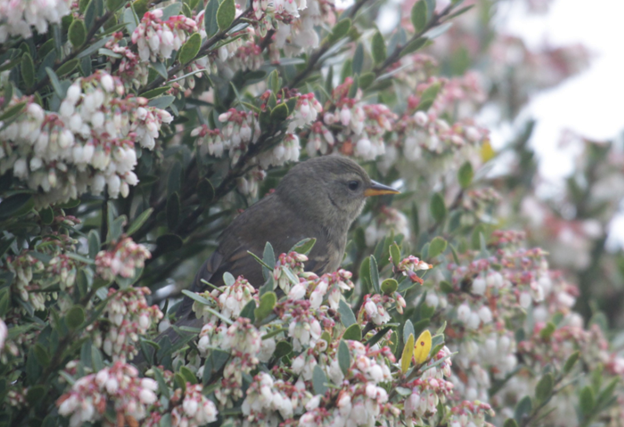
348, 180, 360, 191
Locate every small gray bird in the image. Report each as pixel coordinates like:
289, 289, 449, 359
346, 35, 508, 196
171, 156, 398, 335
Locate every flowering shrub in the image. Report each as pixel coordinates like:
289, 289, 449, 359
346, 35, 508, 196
1, 0, 623, 426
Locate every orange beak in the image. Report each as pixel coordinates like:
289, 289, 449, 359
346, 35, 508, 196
364, 180, 400, 197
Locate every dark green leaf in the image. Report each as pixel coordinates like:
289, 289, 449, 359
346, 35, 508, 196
428, 236, 447, 258
21, 53, 35, 88
156, 234, 183, 252
359, 72, 375, 89
217, 0, 235, 31
381, 278, 398, 295
197, 178, 215, 204
127, 208, 153, 236
88, 229, 101, 259
0, 101, 26, 121
503, 419, 519, 427
106, 0, 125, 11
239, 299, 256, 321
46, 67, 66, 99
142, 86, 171, 99
274, 341, 293, 360
390, 242, 401, 266
359, 256, 371, 292
39, 207, 54, 225
369, 255, 380, 294
270, 103, 289, 122
26, 385, 46, 404
69, 19, 87, 47
289, 238, 316, 255
166, 192, 180, 230
371, 31, 386, 64
400, 37, 429, 57
338, 299, 356, 327
514, 396, 532, 423
0, 194, 33, 220
56, 58, 80, 77
342, 323, 361, 341
338, 340, 351, 375
430, 192, 446, 222
458, 161, 474, 189
180, 366, 197, 385
33, 344, 50, 367
179, 32, 201, 64
352, 43, 364, 74
66, 305, 85, 329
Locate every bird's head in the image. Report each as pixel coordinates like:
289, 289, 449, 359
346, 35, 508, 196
276, 156, 399, 231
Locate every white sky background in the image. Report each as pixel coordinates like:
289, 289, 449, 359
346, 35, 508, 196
494, 0, 624, 180
497, 0, 624, 247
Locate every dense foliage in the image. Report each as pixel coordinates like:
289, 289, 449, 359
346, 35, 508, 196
0, 0, 623, 426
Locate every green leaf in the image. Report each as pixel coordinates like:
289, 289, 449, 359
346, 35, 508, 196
204, 0, 219, 37
401, 37, 429, 57
46, 67, 67, 99
26, 385, 46, 404
274, 341, 293, 360
161, 2, 183, 19
352, 43, 364, 74
329, 19, 351, 42
535, 373, 554, 403
21, 53, 35, 88
66, 305, 85, 329
148, 94, 175, 109
403, 319, 415, 344
33, 344, 50, 367
127, 208, 153, 236
401, 333, 414, 373
180, 366, 197, 384
88, 229, 101, 259
563, 351, 580, 374
539, 322, 556, 340
359, 72, 375, 89
390, 242, 401, 266
369, 255, 380, 294
338, 340, 351, 375
39, 206, 54, 225
503, 419, 519, 427
359, 256, 371, 291
381, 278, 398, 295
196, 178, 215, 205
239, 299, 256, 322
153, 368, 170, 399
338, 299, 356, 327
56, 58, 80, 77
430, 192, 446, 222
106, 0, 125, 11
217, 0, 235, 31
254, 292, 276, 322
270, 102, 289, 122
0, 101, 26, 121
342, 323, 361, 341
69, 19, 88, 47
156, 234, 183, 253
0, 194, 33, 220
371, 31, 387, 64
514, 396, 532, 423
458, 161, 474, 189
428, 236, 447, 258
223, 272, 236, 286
313, 365, 327, 396
178, 32, 201, 64
142, 86, 171, 99
580, 386, 595, 415
411, 0, 427, 32
289, 238, 316, 255
166, 192, 180, 230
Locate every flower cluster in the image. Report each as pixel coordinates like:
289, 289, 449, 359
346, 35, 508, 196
100, 287, 163, 361
56, 361, 158, 427
192, 275, 257, 324
0, 0, 71, 42
95, 237, 151, 282
0, 71, 172, 205
396, 255, 432, 284
170, 383, 219, 427
273, 251, 309, 293
131, 9, 199, 63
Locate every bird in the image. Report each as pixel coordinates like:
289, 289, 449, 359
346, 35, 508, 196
163, 155, 398, 343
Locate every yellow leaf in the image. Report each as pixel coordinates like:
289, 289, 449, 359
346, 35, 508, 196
401, 333, 415, 374
480, 140, 495, 163
413, 329, 432, 365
